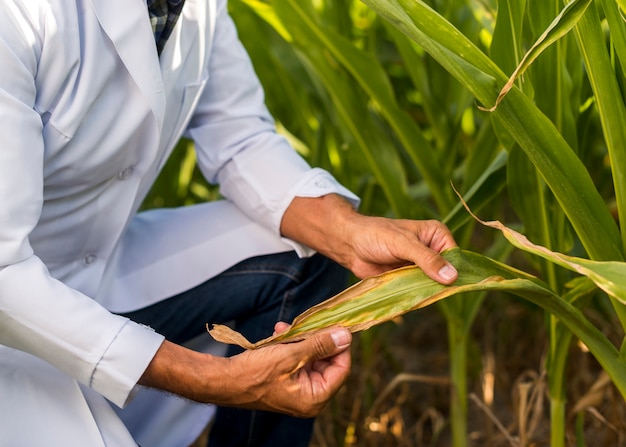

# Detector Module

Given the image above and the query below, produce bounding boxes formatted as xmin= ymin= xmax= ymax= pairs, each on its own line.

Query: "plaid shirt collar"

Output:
xmin=147 ymin=0 xmax=186 ymax=55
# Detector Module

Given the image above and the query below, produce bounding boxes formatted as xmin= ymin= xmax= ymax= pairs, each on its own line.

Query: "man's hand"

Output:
xmin=281 ymin=194 xmax=458 ymax=283
xmin=334 ymin=213 xmax=458 ymax=281
xmin=225 ymin=325 xmax=351 ymax=417
xmin=139 ymin=326 xmax=352 ymax=418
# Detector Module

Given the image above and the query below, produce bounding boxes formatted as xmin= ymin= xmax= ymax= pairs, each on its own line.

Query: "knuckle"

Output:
xmin=420 ymin=250 xmax=439 ymax=265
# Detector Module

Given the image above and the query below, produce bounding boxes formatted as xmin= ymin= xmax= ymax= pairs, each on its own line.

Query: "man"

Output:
xmin=0 ymin=0 xmax=459 ymax=446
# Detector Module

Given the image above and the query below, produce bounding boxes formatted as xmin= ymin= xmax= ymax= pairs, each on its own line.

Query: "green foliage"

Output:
xmin=228 ymin=0 xmax=626 ymax=445
xmin=147 ymin=0 xmax=626 ymax=444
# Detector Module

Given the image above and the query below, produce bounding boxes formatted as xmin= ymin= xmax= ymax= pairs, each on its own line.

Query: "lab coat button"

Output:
xmin=117 ymin=167 xmax=134 ymax=181
xmin=83 ymin=254 xmax=97 ymax=266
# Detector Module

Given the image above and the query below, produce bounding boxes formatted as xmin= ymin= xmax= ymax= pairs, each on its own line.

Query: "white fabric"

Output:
xmin=114 ymin=334 xmax=229 ymax=447
xmin=0 ymin=0 xmax=358 ymax=446
xmin=0 ymin=349 xmax=138 ymax=447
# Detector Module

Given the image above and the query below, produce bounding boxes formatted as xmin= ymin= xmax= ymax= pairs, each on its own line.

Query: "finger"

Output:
xmin=322 ymin=345 xmax=351 ymax=377
xmin=410 ymin=245 xmax=458 ymax=285
xmin=309 ymin=346 xmax=350 ymax=375
xmin=308 ymin=348 xmax=352 ymax=396
xmin=403 ymin=220 xmax=458 ymax=284
xmin=273 ymin=321 xmax=290 ymax=335
xmin=425 ymin=220 xmax=458 ymax=252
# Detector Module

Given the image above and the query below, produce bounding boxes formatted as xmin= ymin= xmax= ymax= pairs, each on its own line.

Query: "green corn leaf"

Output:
xmin=363 ymin=0 xmax=623 ymax=264
xmin=599 ymin=0 xmax=626 ymax=84
xmin=482 ymin=0 xmax=592 ymax=112
xmin=238 ymin=0 xmax=291 ymax=41
xmin=271 ymin=0 xmax=454 ymax=212
xmin=574 ymin=1 xmax=626 ymax=254
xmin=242 ymin=0 xmax=415 ymax=218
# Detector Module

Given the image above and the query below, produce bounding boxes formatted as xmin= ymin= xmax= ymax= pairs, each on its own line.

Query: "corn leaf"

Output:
xmin=208 ymin=248 xmax=549 ymax=349
xmin=238 ymin=0 xmax=291 ymax=41
xmin=207 ymin=247 xmax=626 ymax=400
xmin=574 ymin=1 xmax=626 ymax=254
xmin=467 ymin=209 xmax=626 ymax=305
xmin=481 ymin=0 xmax=592 ymax=112
xmin=467 ymin=156 xmax=613 ymax=302
xmin=364 ymin=0 xmax=622 ymax=263
xmin=271 ymin=0 xmax=454 ymax=212
xmin=599 ymin=0 xmax=626 ymax=82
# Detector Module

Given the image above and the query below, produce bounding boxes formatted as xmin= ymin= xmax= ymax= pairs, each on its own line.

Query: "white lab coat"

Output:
xmin=0 ymin=0 xmax=357 ymax=445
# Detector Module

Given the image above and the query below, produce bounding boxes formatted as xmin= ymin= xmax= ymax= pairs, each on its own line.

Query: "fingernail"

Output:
xmin=438 ymin=264 xmax=457 ymax=281
xmin=331 ymin=329 xmax=351 ymax=348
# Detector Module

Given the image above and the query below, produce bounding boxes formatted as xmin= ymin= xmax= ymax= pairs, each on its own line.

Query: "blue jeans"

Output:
xmin=121 ymin=251 xmax=348 ymax=447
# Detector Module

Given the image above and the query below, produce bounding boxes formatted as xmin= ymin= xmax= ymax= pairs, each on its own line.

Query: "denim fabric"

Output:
xmin=121 ymin=251 xmax=349 ymax=447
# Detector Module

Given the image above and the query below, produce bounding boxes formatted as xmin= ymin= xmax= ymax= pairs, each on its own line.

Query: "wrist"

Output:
xmin=138 ymin=340 xmax=232 ymax=405
xmin=281 ymin=194 xmax=360 ymax=268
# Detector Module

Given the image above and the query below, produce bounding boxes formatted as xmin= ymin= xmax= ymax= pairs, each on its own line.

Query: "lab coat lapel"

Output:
xmin=159 ymin=0 xmax=200 ymax=84
xmin=91 ymin=0 xmax=166 ymax=128
xmin=159 ymin=0 xmax=213 ymax=83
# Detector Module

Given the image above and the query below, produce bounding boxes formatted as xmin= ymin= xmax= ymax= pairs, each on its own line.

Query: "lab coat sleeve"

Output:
xmin=185 ymin=0 xmax=359 ymax=255
xmin=0 ymin=2 xmax=164 ymax=408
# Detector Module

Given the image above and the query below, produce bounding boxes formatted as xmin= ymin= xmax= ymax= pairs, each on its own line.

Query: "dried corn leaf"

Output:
xmin=452 ymin=185 xmax=626 ymax=304
xmin=208 ymin=248 xmax=550 ymax=349
xmin=470 ymin=214 xmax=626 ymax=305
xmin=480 ymin=0 xmax=592 ymax=112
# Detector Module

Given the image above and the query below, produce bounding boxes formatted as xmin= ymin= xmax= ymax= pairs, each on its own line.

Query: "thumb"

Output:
xmin=290 ymin=327 xmax=352 ymax=363
xmin=411 ymin=246 xmax=458 ymax=285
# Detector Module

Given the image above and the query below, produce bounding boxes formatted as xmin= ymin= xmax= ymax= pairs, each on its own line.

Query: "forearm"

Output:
xmin=138 ymin=340 xmax=233 ymax=405
xmin=138 ymin=328 xmax=352 ymax=418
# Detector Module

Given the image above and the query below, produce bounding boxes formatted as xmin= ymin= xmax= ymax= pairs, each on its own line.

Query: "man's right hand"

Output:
xmin=139 ymin=327 xmax=352 ymax=418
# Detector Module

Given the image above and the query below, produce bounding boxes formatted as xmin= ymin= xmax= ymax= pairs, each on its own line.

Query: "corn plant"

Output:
xmin=230 ymin=2 xmax=507 ymax=443
xmin=149 ymin=0 xmax=626 ymax=444
xmin=229 ymin=0 xmax=626 ymax=445
xmin=358 ymin=2 xmax=626 ymax=446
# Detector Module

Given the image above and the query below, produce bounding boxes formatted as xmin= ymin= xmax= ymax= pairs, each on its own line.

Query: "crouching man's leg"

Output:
xmin=121 ymin=251 xmax=349 ymax=447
